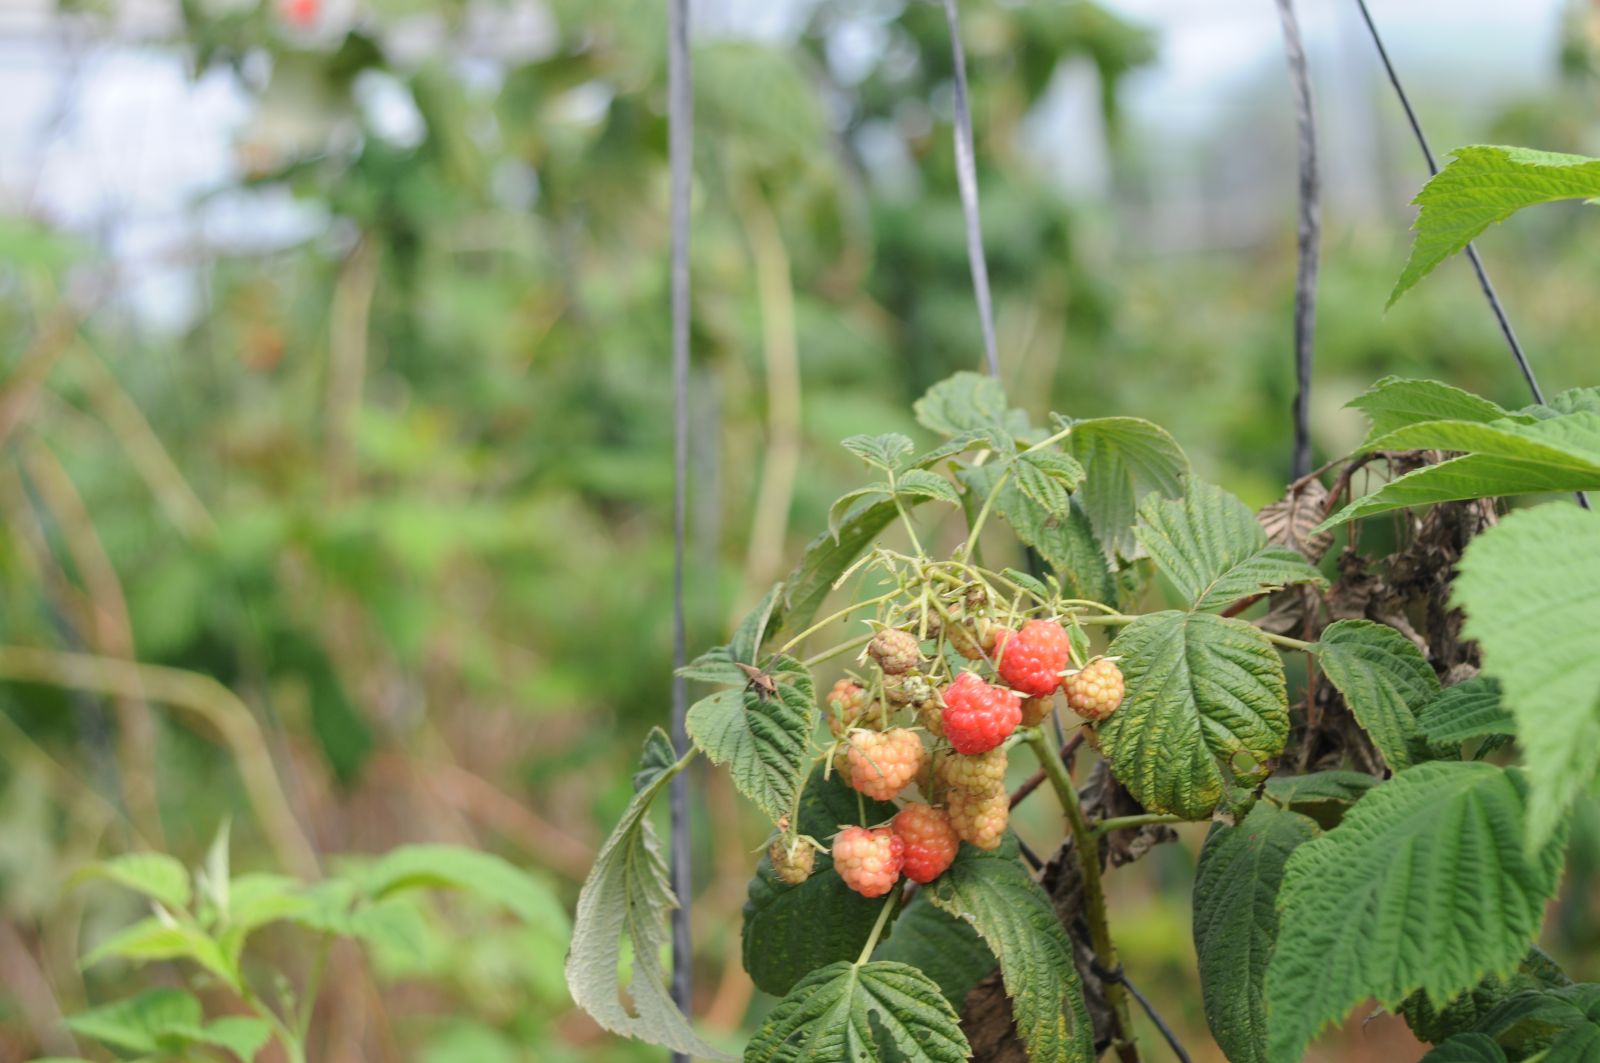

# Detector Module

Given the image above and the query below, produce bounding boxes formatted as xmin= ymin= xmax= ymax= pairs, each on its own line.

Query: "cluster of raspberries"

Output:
xmin=780 ymin=617 xmax=1126 ymax=898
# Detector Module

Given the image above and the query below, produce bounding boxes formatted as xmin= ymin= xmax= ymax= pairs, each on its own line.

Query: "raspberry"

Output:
xmin=832 ymin=826 xmax=904 ymax=897
xmin=940 ymin=672 xmax=1022 ymax=754
xmin=769 ymin=838 xmax=815 ymax=885
xmin=883 ymin=671 xmax=934 ymax=705
xmin=994 ymin=619 xmax=1073 ymax=698
xmin=868 ymin=629 xmax=922 ymax=675
xmin=1063 ymin=658 xmax=1125 ymax=722
xmin=936 ymin=747 xmax=1008 ymax=796
xmin=917 ymin=699 xmax=945 ymax=738
xmin=946 ymin=620 xmax=995 ymax=662
xmin=946 ymin=788 xmax=1008 ymax=851
xmin=826 ymin=679 xmax=871 ymax=737
xmin=893 ymin=803 xmax=960 ymax=883
xmin=1021 ymin=695 xmax=1055 ymax=727
xmin=846 ymin=728 xmax=925 ymax=801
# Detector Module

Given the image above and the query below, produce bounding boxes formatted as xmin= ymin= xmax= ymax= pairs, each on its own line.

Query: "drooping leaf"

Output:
xmin=744 ymin=960 xmax=970 ymax=1063
xmin=565 ymin=733 xmax=729 ymax=1059
xmin=1314 ymin=619 xmax=1442 ymax=771
xmin=1390 ymin=145 xmax=1600 ymax=306
xmin=773 ymin=497 xmax=900 ymax=640
xmin=1348 ymin=377 xmax=1517 ymax=447
xmin=1454 ymin=504 xmax=1600 ymax=845
xmin=1418 ymin=678 xmax=1514 ymax=744
xmin=361 ymin=845 xmax=567 ymax=930
xmin=1193 ymin=803 xmax=1321 ymax=1063
xmin=72 ymin=852 xmax=192 ymax=912
xmin=686 ymin=653 xmax=815 ymax=824
xmin=1062 ymin=415 xmax=1189 ymax=560
xmin=1417 ymin=1034 xmax=1510 ymax=1063
xmin=1136 ymin=481 xmax=1327 ymax=612
xmin=742 ymin=766 xmax=897 ymax=996
xmin=843 ymin=433 xmax=916 ymax=473
xmin=1264 ymin=762 xmax=1568 ymax=1063
xmin=1262 ymin=770 xmax=1379 ymax=830
xmin=923 ymin=845 xmax=1094 ymax=1063
xmin=82 ymin=918 xmax=240 ymax=991
xmin=872 ymin=889 xmax=995 ymax=1009
xmin=827 ymin=487 xmax=893 ymax=542
xmin=64 ymin=989 xmax=204 ymax=1055
xmin=1099 ymin=611 xmax=1288 ymax=820
xmin=633 ymin=727 xmax=679 ymax=793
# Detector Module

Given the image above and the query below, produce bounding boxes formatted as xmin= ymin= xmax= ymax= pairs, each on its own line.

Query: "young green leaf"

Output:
xmin=1313 ymin=619 xmax=1442 ymax=771
xmin=842 ymin=433 xmax=916 ymax=473
xmin=1417 ymin=1034 xmax=1510 ymax=1063
xmin=1193 ymin=803 xmax=1321 ymax=1063
xmin=1454 ymin=504 xmax=1600 ymax=846
xmin=745 ymin=960 xmax=971 ymax=1063
xmin=924 ymin=844 xmax=1095 ymax=1062
xmin=914 ymin=371 xmax=1025 ymax=449
xmin=64 ymin=988 xmax=205 ymax=1055
xmin=361 ymin=845 xmax=567 ymax=929
xmin=772 ymin=497 xmax=900 ymax=641
xmin=1418 ymin=678 xmax=1514 ymax=744
xmin=1262 ymin=770 xmax=1379 ymax=830
xmin=1347 ymin=377 xmax=1518 ymax=447
xmin=1100 ymin=611 xmax=1288 ymax=820
xmin=1265 ymin=762 xmax=1568 ymax=1063
xmin=686 ymin=653 xmax=815 ymax=823
xmin=1135 ymin=481 xmax=1327 ymax=612
xmin=72 ymin=852 xmax=192 ymax=912
xmin=731 ymin=583 xmax=785 ymax=666
xmin=872 ymin=889 xmax=996 ymax=1009
xmin=894 ymin=469 xmax=962 ymax=507
xmin=1391 ymin=146 xmax=1600 ymax=306
xmin=1062 ymin=415 xmax=1189 ymax=559
xmin=565 ymin=732 xmax=730 ymax=1059
xmin=82 ymin=918 xmax=240 ymax=991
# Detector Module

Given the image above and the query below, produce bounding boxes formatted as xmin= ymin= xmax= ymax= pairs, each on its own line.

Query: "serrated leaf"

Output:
xmin=745 ymin=960 xmax=970 ymax=1063
xmin=678 ymin=644 xmax=750 ymax=686
xmin=843 ymin=433 xmax=916 ymax=473
xmin=894 ymin=469 xmax=962 ymax=507
xmin=1194 ymin=803 xmax=1321 ymax=1063
xmin=827 ymin=487 xmax=892 ymax=542
xmin=1454 ymin=504 xmax=1600 ymax=846
xmin=743 ymin=766 xmax=897 ymax=996
xmin=361 ymin=845 xmax=566 ymax=930
xmin=1062 ymin=416 xmax=1189 ymax=559
xmin=1264 ymin=762 xmax=1568 ymax=1063
xmin=83 ymin=918 xmax=239 ymax=991
xmin=65 ymin=988 xmax=203 ymax=1055
xmin=872 ymin=890 xmax=995 ymax=1009
xmin=923 ymin=845 xmax=1094 ymax=1062
xmin=1136 ymin=481 xmax=1327 ymax=612
xmin=1100 ymin=611 xmax=1288 ymax=820
xmin=633 ymin=726 xmax=678 ymax=793
xmin=1263 ymin=770 xmax=1380 ymax=829
xmin=1418 ymin=1034 xmax=1509 ymax=1063
xmin=1544 ymin=386 xmax=1600 ymax=417
xmin=1391 ymin=146 xmax=1600 ymax=306
xmin=72 ymin=853 xmax=192 ymax=911
xmin=1348 ymin=377 xmax=1517 ymax=447
xmin=1418 ymin=678 xmax=1514 ymax=744
xmin=988 ymin=477 xmax=1115 ymax=604
xmin=773 ymin=497 xmax=901 ymax=642
xmin=686 ymin=654 xmax=815 ymax=823
xmin=1400 ymin=947 xmax=1572 ymax=1046
xmin=730 ymin=584 xmax=784 ymax=668
xmin=1475 ymin=984 xmax=1600 ymax=1059
xmin=565 ymin=735 xmax=728 ymax=1059
xmin=913 ymin=429 xmax=995 ymax=469
xmin=1257 ymin=480 xmax=1334 ymax=563
xmin=914 ymin=371 xmax=1025 ymax=450
xmin=1314 ymin=619 xmax=1442 ymax=771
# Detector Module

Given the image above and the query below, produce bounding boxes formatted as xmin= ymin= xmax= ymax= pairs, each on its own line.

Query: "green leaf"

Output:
xmin=1313 ymin=619 xmax=1442 ymax=771
xmin=1418 ymin=678 xmax=1514 ymax=744
xmin=1263 ymin=770 xmax=1379 ymax=829
xmin=828 ymin=487 xmax=893 ymax=543
xmin=843 ymin=433 xmax=915 ymax=472
xmin=64 ymin=989 xmax=203 ymax=1055
xmin=1062 ymin=415 xmax=1189 ymax=559
xmin=1135 ymin=481 xmax=1327 ymax=612
xmin=686 ymin=653 xmax=815 ymax=823
xmin=1099 ymin=611 xmax=1288 ymax=820
xmin=1193 ymin=803 xmax=1321 ymax=1063
xmin=1454 ymin=504 xmax=1600 ymax=846
xmin=992 ymin=479 xmax=1116 ymax=604
xmin=362 ymin=845 xmax=567 ymax=930
xmin=1264 ymin=761 xmax=1568 ymax=1063
xmin=914 ymin=371 xmax=1025 ymax=449
xmin=1418 ymin=1034 xmax=1509 ymax=1063
xmin=1009 ymin=450 xmax=1086 ymax=519
xmin=565 ymin=735 xmax=729 ymax=1059
xmin=1476 ymin=984 xmax=1600 ymax=1059
xmin=1348 ymin=377 xmax=1518 ymax=447
xmin=731 ymin=583 xmax=785 ymax=667
xmin=742 ymin=765 xmax=898 ymax=996
xmin=913 ymin=429 xmax=997 ymax=469
xmin=1543 ymin=386 xmax=1600 ymax=417
xmin=1400 ymin=947 xmax=1572 ymax=1046
xmin=82 ymin=918 xmax=240 ymax=991
xmin=1391 ymin=146 xmax=1600 ymax=306
xmin=773 ymin=497 xmax=900 ymax=641
xmin=200 ymin=1015 xmax=273 ymax=1061
xmin=872 ymin=890 xmax=995 ymax=1009
xmin=72 ymin=852 xmax=192 ymax=911
xmin=924 ymin=844 xmax=1095 ymax=1062
xmin=894 ymin=469 xmax=962 ymax=507
xmin=745 ymin=960 xmax=970 ymax=1063
xmin=632 ymin=726 xmax=678 ymax=793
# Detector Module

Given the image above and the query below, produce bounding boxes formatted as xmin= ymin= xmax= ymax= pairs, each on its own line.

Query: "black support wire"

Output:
xmin=1275 ymin=0 xmax=1320 ymax=481
xmin=666 ymin=0 xmax=694 ymax=1056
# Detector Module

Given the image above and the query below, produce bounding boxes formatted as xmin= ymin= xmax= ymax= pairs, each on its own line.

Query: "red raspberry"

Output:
xmin=1063 ymin=658 xmax=1125 ymax=722
xmin=893 ymin=803 xmax=960 ymax=883
xmin=946 ymin=788 xmax=1008 ymax=851
xmin=868 ymin=629 xmax=922 ymax=675
xmin=940 ymin=672 xmax=1022 ymax=754
xmin=279 ymin=0 xmax=318 ymax=27
xmin=846 ymin=728 xmax=925 ymax=801
xmin=826 ymin=679 xmax=871 ymax=737
xmin=769 ymin=838 xmax=815 ymax=885
xmin=936 ymin=747 xmax=1008 ymax=797
xmin=1020 ymin=695 xmax=1055 ymax=727
xmin=994 ymin=619 xmax=1073 ymax=698
xmin=832 ymin=826 xmax=904 ymax=897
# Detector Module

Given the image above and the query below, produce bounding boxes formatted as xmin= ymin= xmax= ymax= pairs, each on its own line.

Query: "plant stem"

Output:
xmin=1093 ymin=813 xmax=1184 ymax=836
xmin=295 ymin=933 xmax=333 ymax=1040
xmin=803 ymin=632 xmax=874 ymax=669
xmin=1073 ymin=614 xmax=1314 ymax=653
xmin=886 ymin=470 xmax=927 ymax=558
xmin=957 ymin=467 xmax=1010 ymax=563
xmin=1025 ymin=728 xmax=1141 ymax=1063
xmin=855 ymin=890 xmax=899 ymax=964
xmin=778 ymin=591 xmax=899 ymax=655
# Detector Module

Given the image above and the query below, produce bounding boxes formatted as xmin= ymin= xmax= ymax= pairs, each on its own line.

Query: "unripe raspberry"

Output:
xmin=1020 ymin=695 xmax=1056 ymax=727
xmin=893 ymin=803 xmax=960 ymax=883
xmin=937 ymin=747 xmax=1008 ymax=797
xmin=916 ymin=699 xmax=945 ymax=738
xmin=768 ymin=838 xmax=815 ymax=885
xmin=940 ymin=672 xmax=1022 ymax=754
xmin=946 ymin=788 xmax=1008 ymax=850
xmin=994 ymin=619 xmax=1073 ymax=698
xmin=946 ymin=621 xmax=991 ymax=661
xmin=825 ymin=679 xmax=871 ymax=737
xmin=1063 ymin=658 xmax=1125 ymax=722
xmin=868 ymin=628 xmax=922 ymax=675
xmin=883 ymin=671 xmax=934 ymax=706
xmin=832 ymin=826 xmax=904 ymax=897
xmin=846 ymin=728 xmax=925 ymax=801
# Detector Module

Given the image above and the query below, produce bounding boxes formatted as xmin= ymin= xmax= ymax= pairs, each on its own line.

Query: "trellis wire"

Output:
xmin=1275 ymin=0 xmax=1320 ymax=481
xmin=666 ymin=0 xmax=694 ymax=1055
